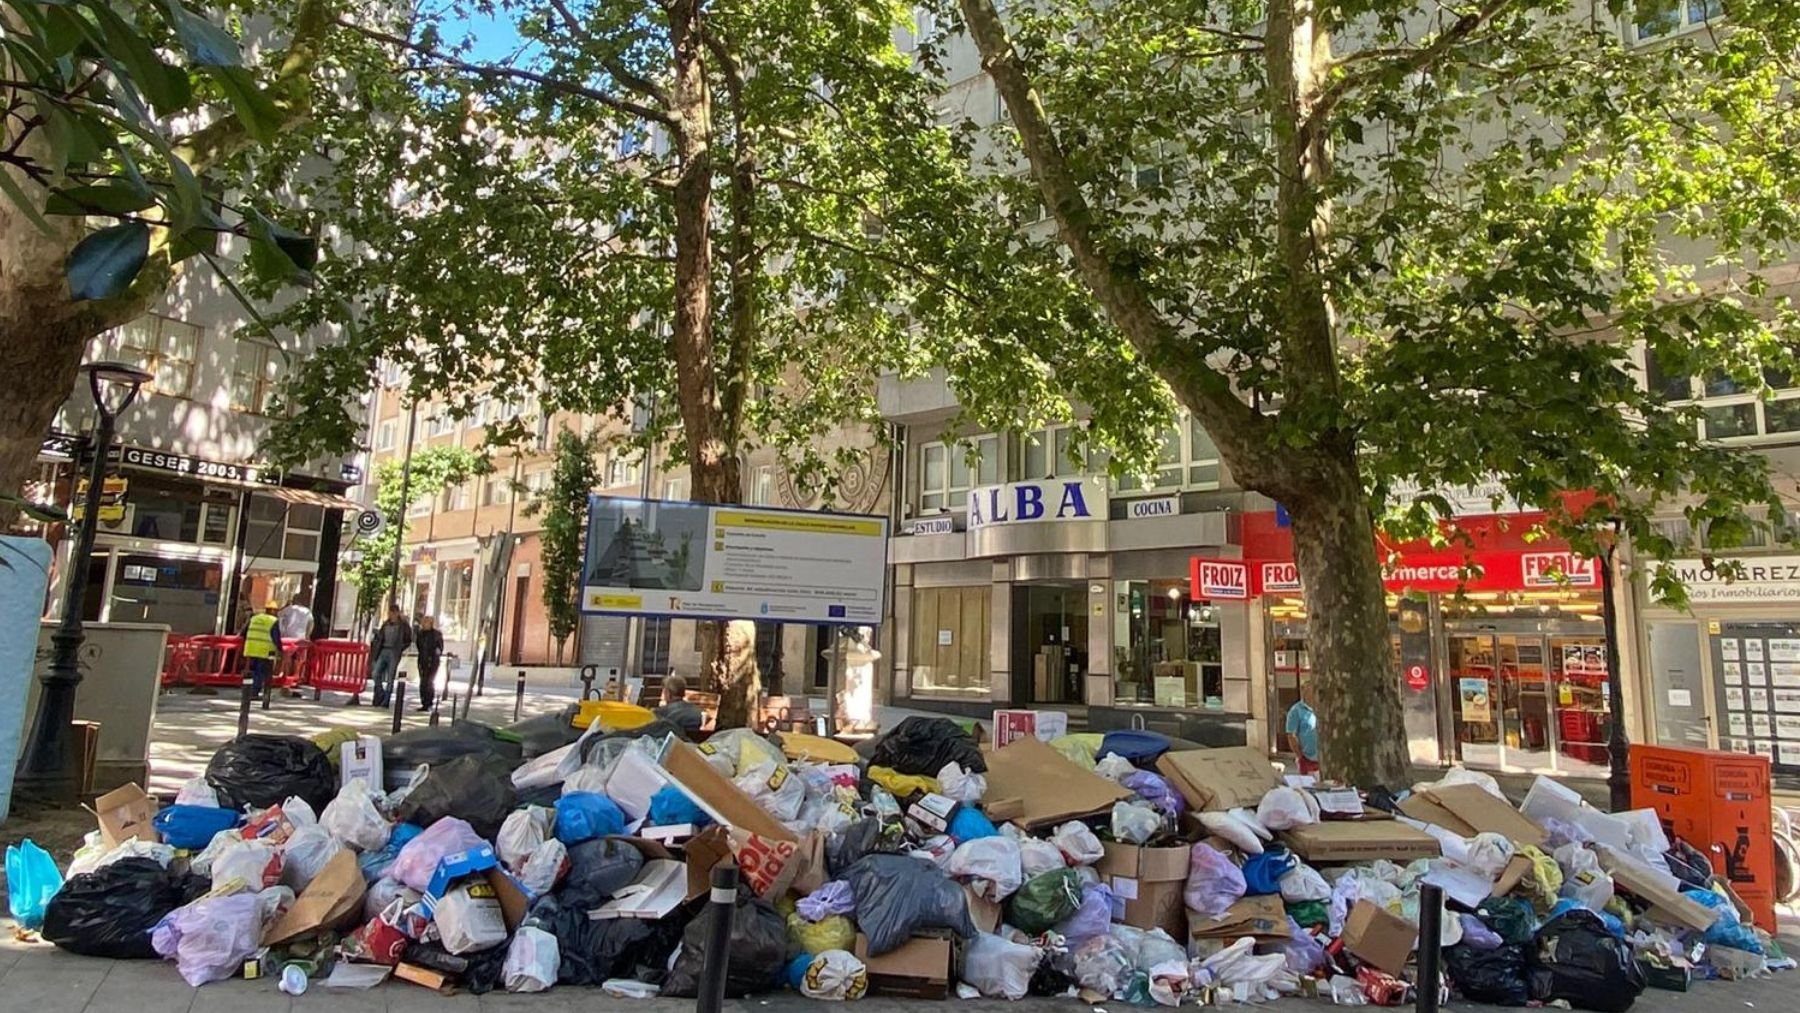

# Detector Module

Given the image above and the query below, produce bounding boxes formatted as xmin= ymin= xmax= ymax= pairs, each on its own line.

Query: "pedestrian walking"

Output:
xmin=1285 ymin=684 xmax=1320 ymax=776
xmin=415 ymin=614 xmax=444 ymax=712
xmin=367 ymin=604 xmax=412 ymax=707
xmin=242 ymin=601 xmax=283 ymax=697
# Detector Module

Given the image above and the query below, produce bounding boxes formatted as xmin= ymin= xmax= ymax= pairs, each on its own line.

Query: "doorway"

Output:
xmin=1447 ymin=625 xmax=1610 ymax=776
xmin=1011 ymin=584 xmax=1088 ymax=705
xmin=508 ymin=575 xmax=529 ymax=663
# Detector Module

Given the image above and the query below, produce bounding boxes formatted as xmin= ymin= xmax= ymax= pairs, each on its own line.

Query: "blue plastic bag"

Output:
xmin=1242 ymin=847 xmax=1297 ymax=896
xmin=6 ymin=839 xmax=62 ymax=930
xmin=948 ymin=806 xmax=998 ymax=842
xmin=555 ymin=792 xmax=625 ymax=844
xmin=152 ymin=804 xmax=241 ymax=849
xmin=647 ymin=785 xmax=711 ymax=828
xmin=1684 ymin=887 xmax=1763 ymax=953
xmin=1120 ymin=770 xmax=1185 ymax=816
xmin=360 ymin=822 xmax=424 ymax=882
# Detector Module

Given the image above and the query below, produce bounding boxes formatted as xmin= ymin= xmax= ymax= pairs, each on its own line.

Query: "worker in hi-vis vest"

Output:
xmin=242 ymin=600 xmax=284 ymax=695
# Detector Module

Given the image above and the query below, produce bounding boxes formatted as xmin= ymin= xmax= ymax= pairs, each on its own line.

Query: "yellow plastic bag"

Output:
xmin=1049 ymin=733 xmax=1105 ymax=770
xmin=1517 ymin=845 xmax=1563 ymax=912
xmin=868 ymin=765 xmax=940 ymax=798
xmin=310 ymin=727 xmax=361 ymax=768
xmin=778 ymin=733 xmax=858 ymax=765
xmin=788 ymin=912 xmax=856 ymax=956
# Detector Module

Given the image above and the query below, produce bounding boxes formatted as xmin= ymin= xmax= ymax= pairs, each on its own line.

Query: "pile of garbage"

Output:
xmin=3 ymin=709 xmax=1789 ymax=1005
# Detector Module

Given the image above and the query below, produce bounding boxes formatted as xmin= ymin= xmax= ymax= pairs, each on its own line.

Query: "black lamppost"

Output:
xmin=16 ymin=361 xmax=151 ymax=801
xmin=1599 ymin=519 xmax=1632 ymax=811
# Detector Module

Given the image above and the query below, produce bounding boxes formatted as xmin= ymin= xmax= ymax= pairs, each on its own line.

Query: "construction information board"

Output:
xmin=580 ymin=495 xmax=889 ymax=625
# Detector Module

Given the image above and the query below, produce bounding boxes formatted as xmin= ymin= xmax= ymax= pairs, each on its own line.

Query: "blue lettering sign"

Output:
xmin=1058 ymin=481 xmax=1090 ymax=518
xmin=1017 ymin=484 xmax=1044 ymax=520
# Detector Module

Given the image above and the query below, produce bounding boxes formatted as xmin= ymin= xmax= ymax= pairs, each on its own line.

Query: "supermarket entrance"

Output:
xmin=1444 ymin=618 xmax=1611 ymax=777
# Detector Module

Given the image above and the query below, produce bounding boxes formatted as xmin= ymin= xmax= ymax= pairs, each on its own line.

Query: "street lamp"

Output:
xmin=16 ymin=361 xmax=151 ymax=801
xmin=1598 ymin=517 xmax=1631 ymax=811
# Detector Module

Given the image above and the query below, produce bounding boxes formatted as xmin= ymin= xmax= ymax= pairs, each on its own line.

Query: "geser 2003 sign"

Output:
xmin=580 ymin=496 xmax=889 ymax=625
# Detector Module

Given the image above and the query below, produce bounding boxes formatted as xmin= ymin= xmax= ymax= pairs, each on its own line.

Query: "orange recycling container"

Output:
xmin=1629 ymin=743 xmax=1775 ymax=932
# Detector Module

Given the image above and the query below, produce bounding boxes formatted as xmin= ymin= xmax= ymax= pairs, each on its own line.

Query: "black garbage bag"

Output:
xmin=1665 ymin=839 xmax=1713 ymax=890
xmin=1528 ymin=910 xmax=1645 ymax=1013
xmin=41 ymin=858 xmax=205 ymax=959
xmin=393 ymin=752 xmax=517 ymax=840
xmin=205 ymin=733 xmax=337 ymax=812
xmin=825 ymin=818 xmax=884 ymax=878
xmin=662 ymin=898 xmax=787 ymax=998
xmin=463 ymin=940 xmax=511 ymax=994
xmin=557 ymin=838 xmax=645 ymax=911
xmin=505 ymin=705 xmax=584 ymax=759
xmin=1446 ymin=943 xmax=1531 ymax=1005
xmin=530 ymin=894 xmax=695 ymax=985
xmin=1029 ymin=954 xmax=1074 ymax=996
xmin=867 ymin=716 xmax=985 ymax=776
xmin=577 ymin=720 xmax=690 ymax=767
xmin=843 ymin=853 xmax=976 ymax=955
xmin=1476 ymin=896 xmax=1539 ymax=945
xmin=403 ymin=941 xmax=471 ymax=976
xmin=382 ymin=722 xmax=523 ymax=791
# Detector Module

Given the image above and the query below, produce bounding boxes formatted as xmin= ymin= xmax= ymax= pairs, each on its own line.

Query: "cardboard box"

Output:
xmin=1396 ymin=794 xmax=1478 ymax=838
xmin=662 ymin=741 xmax=798 ymax=843
xmin=981 ymin=737 xmax=1131 ymax=829
xmin=393 ymin=962 xmax=453 ymax=992
xmin=991 ymin=709 xmax=1070 ymax=749
xmin=1188 ymin=894 xmax=1289 ymax=939
xmin=984 ymin=797 xmax=1025 ymax=822
xmin=421 ymin=844 xmax=529 ymax=933
xmin=1156 ymin=747 xmax=1281 ymax=812
xmin=265 ymin=850 xmax=367 ymax=944
xmin=964 ymin=885 xmax=1002 ymax=934
xmin=1281 ymin=820 xmax=1440 ymax=862
xmin=1491 ymin=854 xmax=1532 ymax=898
xmin=853 ymin=931 xmax=956 ymax=999
xmin=1417 ymin=784 xmax=1548 ymax=847
xmin=340 ymin=735 xmax=383 ymax=791
xmin=1098 ymin=839 xmax=1190 ymax=938
xmin=1596 ymin=845 xmax=1720 ymax=932
xmin=91 ymin=782 xmax=157 ymax=847
xmin=1341 ymin=900 xmax=1417 ymax=975
xmin=1630 ymin=743 xmax=1775 ymax=933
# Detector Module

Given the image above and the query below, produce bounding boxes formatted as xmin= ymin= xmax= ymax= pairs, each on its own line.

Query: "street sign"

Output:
xmin=342 ymin=548 xmax=367 ymax=565
xmin=353 ymin=509 xmax=385 ymax=538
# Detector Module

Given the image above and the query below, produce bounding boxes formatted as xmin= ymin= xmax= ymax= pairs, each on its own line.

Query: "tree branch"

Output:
xmin=1316 ymin=0 xmax=1517 ymax=121
xmin=339 ymin=17 xmax=676 ymax=127
xmin=543 ymin=0 xmax=673 ymax=107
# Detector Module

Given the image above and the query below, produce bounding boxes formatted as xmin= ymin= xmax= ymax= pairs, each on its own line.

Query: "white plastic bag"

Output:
xmin=1051 ymin=820 xmax=1104 ymax=866
xmin=737 ymin=764 xmax=805 ymax=822
xmin=436 ymin=881 xmax=509 ymax=954
xmin=364 ymin=877 xmax=419 ymax=921
xmin=800 ymin=949 xmax=869 ymax=1001
xmin=321 ymin=778 xmax=391 ymax=852
xmin=948 ymin=836 xmax=1024 ymax=901
xmin=512 ymin=744 xmax=575 ymax=791
xmin=1095 ymin=753 xmax=1137 ymax=782
xmin=1465 ymin=832 xmax=1515 ymax=879
xmin=520 ymin=838 xmax=570 ymax=895
xmin=279 ymin=824 xmax=344 ymax=892
xmin=392 ymin=816 xmax=485 ymax=892
xmin=1184 ymin=842 xmax=1246 ymax=920
xmin=1199 ymin=810 xmax=1266 ymax=855
xmin=562 ymin=765 xmax=612 ymax=797
xmin=176 ymin=776 xmax=219 ymax=807
xmin=963 ymin=932 xmax=1037 ymax=999
xmin=1255 ymin=787 xmax=1320 ymax=831
xmin=150 ymin=890 xmax=268 ymax=986
xmin=1280 ymin=862 xmax=1332 ymax=902
xmin=1416 ymin=764 xmax=1504 ymax=800
xmin=211 ymin=838 xmax=283 ymax=891
xmin=281 ymin=796 xmax=318 ymax=827
xmin=938 ymin=761 xmax=988 ymax=804
xmin=1193 ymin=936 xmax=1297 ymax=1000
xmin=1111 ymin=801 xmax=1161 ymax=845
xmin=497 ymin=806 xmax=554 ymax=869
xmin=1014 ymin=837 xmax=1066 ymax=879
xmin=1555 ymin=842 xmax=1615 ymax=911
xmin=502 ymin=926 xmax=559 ymax=992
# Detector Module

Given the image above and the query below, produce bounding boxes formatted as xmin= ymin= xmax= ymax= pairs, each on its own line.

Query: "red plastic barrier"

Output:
xmin=161 ymin=634 xmax=197 ymax=688
xmin=176 ymin=634 xmax=248 ymax=688
xmin=303 ymin=639 xmax=370 ymax=696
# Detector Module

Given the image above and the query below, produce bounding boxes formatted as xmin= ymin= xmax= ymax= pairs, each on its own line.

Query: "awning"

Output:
xmin=260 ymin=487 xmax=363 ymax=512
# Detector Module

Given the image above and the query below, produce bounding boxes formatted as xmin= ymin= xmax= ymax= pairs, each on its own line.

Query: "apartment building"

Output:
xmin=363 ymin=373 xmax=891 ymax=691
xmin=33 ymin=270 xmax=363 ymax=636
xmin=881 ymin=1 xmax=1800 ymax=781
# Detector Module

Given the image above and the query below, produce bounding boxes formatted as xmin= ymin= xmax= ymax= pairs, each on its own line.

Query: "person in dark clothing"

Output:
xmin=415 ymin=614 xmax=445 ymax=711
xmin=654 ymin=673 xmax=705 ymax=736
xmin=368 ymin=604 xmax=413 ymax=707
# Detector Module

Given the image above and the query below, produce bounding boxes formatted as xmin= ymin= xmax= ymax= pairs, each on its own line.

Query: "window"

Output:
xmin=1116 ymin=414 xmax=1221 ymax=492
xmin=375 ymin=420 xmax=397 ymax=451
xmin=439 ymin=481 xmax=471 ymax=512
xmin=230 ymin=341 xmax=280 ymax=414
xmin=604 ymin=454 xmax=640 ymax=489
xmin=1022 ymin=424 xmax=1091 ymax=479
xmin=919 ymin=434 xmax=1000 ymax=511
xmin=242 ymin=495 xmax=324 ymax=562
xmin=379 ymin=359 xmax=406 ymax=387
xmin=1632 ymin=0 xmax=1721 ymax=40
xmin=1646 ymin=347 xmax=1800 ymax=442
xmin=483 ymin=474 xmax=512 ymax=506
xmin=467 ymin=402 xmax=487 ymax=429
xmin=750 ymin=465 xmax=776 ymax=505
xmin=523 ymin=468 xmax=552 ymax=500
xmin=427 ymin=410 xmax=457 ymax=437
xmin=406 ymin=493 xmax=431 ymax=517
xmin=111 ymin=315 xmax=200 ymax=397
xmin=437 ymin=560 xmax=475 ymax=641
xmin=663 ymin=475 xmax=688 ymax=501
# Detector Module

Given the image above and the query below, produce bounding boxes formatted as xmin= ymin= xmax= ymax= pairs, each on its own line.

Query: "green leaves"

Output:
xmin=164 ymin=4 xmax=239 ymax=67
xmin=44 ymin=183 xmax=158 ymax=217
xmin=65 ymin=222 xmax=150 ymax=300
xmin=207 ymin=66 xmax=280 ymax=144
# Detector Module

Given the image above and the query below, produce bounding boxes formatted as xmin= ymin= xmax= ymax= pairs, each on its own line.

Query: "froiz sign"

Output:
xmin=966 ymin=480 xmax=1096 ymax=529
xmin=1521 ymin=551 xmax=1598 ymax=588
xmin=1190 ymin=558 xmax=1251 ymax=600
xmin=1260 ymin=561 xmax=1303 ymax=594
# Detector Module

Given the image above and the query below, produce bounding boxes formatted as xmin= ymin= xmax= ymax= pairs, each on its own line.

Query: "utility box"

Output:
xmin=1629 ymin=743 xmax=1774 ymax=932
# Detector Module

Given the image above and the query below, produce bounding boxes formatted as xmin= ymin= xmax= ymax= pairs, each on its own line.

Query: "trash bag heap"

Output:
xmin=10 ymin=717 xmax=1792 ymax=1005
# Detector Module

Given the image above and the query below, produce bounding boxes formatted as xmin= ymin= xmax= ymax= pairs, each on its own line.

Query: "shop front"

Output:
xmin=1639 ymin=552 xmax=1800 ymax=781
xmin=1246 ymin=510 xmax=1618 ymax=776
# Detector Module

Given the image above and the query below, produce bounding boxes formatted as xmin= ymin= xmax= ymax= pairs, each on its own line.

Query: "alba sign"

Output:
xmin=966 ymin=479 xmax=1100 ymax=529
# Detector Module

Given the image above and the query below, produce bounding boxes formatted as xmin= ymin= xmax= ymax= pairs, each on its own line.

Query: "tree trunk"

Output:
xmin=1284 ymin=458 xmax=1409 ymax=787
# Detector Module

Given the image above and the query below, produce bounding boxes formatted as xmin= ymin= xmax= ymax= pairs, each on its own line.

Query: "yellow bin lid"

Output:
xmin=573 ymin=699 xmax=657 ymax=731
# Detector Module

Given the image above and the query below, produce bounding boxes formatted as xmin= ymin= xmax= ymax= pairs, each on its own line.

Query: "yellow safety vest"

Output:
xmin=245 ymin=612 xmax=279 ymax=659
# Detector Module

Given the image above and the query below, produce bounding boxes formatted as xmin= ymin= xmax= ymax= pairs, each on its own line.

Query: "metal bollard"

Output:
xmin=514 ymin=670 xmax=527 ymax=722
xmin=695 ymin=862 xmax=739 ymax=1013
xmin=236 ymin=673 xmax=255 ymax=738
xmin=1415 ymin=882 xmax=1443 ymax=1013
xmin=429 ymin=697 xmax=441 ymax=727
xmin=579 ymin=664 xmax=596 ymax=700
xmin=390 ymin=678 xmax=407 ymax=735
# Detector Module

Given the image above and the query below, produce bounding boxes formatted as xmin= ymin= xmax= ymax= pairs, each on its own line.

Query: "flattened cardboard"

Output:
xmin=1396 ymin=795 xmax=1477 ymax=838
xmin=983 ymin=797 xmax=1024 ymax=822
xmin=853 ymin=931 xmax=955 ymax=1000
xmin=1188 ymin=894 xmax=1289 ymax=939
xmin=1156 ymin=747 xmax=1281 ymax=812
xmin=1491 ymin=854 xmax=1532 ymax=898
xmin=1099 ymin=840 xmax=1191 ymax=937
xmin=678 ymin=826 xmax=734 ymax=902
xmin=1342 ymin=900 xmax=1417 ymax=975
xmin=266 ymin=850 xmax=367 ymax=944
xmin=1597 ymin=846 xmax=1720 ymax=932
xmin=661 ymin=741 xmax=798 ymax=843
xmin=393 ymin=962 xmax=452 ymax=992
xmin=980 ymin=737 xmax=1130 ymax=829
xmin=92 ymin=782 xmax=157 ymax=847
xmin=1420 ymin=784 xmax=1548 ymax=847
xmin=1281 ymin=820 xmax=1440 ymax=862
xmin=963 ymin=885 xmax=1002 ymax=934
